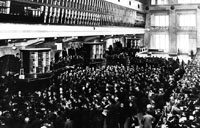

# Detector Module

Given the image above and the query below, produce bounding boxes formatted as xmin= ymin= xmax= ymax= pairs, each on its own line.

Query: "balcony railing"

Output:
xmin=0 ymin=0 xmax=146 ymax=28
xmin=150 ymin=26 xmax=196 ymax=31
xmin=150 ymin=26 xmax=169 ymax=30
xmin=177 ymin=26 xmax=196 ymax=31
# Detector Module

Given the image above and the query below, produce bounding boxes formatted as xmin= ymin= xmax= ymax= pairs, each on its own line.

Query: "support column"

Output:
xmin=123 ymin=36 xmax=127 ymax=48
xmin=196 ymin=8 xmax=200 ymax=51
xmin=169 ymin=8 xmax=177 ymax=55
xmin=144 ymin=12 xmax=151 ymax=49
xmin=124 ymin=37 xmax=127 ymax=47
xmin=119 ymin=36 xmax=125 ymax=47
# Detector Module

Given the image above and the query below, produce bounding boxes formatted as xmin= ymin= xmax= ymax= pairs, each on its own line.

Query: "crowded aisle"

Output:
xmin=155 ymin=55 xmax=200 ymax=128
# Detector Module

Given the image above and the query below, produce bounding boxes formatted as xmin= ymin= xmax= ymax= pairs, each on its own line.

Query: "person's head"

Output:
xmin=170 ymin=96 xmax=175 ymax=105
xmin=25 ymin=117 xmax=30 ymax=123
xmin=147 ymin=104 xmax=152 ymax=111
xmin=16 ymin=53 xmax=20 ymax=58
xmin=114 ymin=96 xmax=119 ymax=102
xmin=120 ymin=103 xmax=124 ymax=108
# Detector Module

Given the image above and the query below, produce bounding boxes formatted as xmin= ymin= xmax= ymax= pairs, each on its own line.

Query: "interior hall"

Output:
xmin=0 ymin=0 xmax=199 ymax=128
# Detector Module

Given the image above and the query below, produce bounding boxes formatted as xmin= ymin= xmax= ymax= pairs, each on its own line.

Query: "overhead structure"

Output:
xmin=0 ymin=0 xmax=145 ymax=39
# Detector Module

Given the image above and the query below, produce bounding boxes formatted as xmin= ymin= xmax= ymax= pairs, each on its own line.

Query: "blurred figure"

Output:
xmin=141 ymin=111 xmax=155 ymax=128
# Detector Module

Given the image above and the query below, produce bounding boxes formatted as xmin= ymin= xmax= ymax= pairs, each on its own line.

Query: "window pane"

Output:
xmin=151 ymin=0 xmax=155 ymax=5
xmin=151 ymin=34 xmax=169 ymax=52
xmin=160 ymin=16 xmax=165 ymax=26
xmin=155 ymin=16 xmax=160 ymax=26
xmin=157 ymin=0 xmax=168 ymax=5
xmin=177 ymin=34 xmax=189 ymax=53
xmin=154 ymin=15 xmax=169 ymax=26
xmin=166 ymin=15 xmax=169 ymax=26
xmin=178 ymin=0 xmax=200 ymax=4
xmin=179 ymin=14 xmax=196 ymax=27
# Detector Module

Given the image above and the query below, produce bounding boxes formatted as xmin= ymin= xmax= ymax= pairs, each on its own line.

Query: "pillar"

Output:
xmin=119 ymin=36 xmax=126 ymax=48
xmin=169 ymin=8 xmax=177 ymax=55
xmin=196 ymin=7 xmax=200 ymax=50
xmin=144 ymin=11 xmax=151 ymax=49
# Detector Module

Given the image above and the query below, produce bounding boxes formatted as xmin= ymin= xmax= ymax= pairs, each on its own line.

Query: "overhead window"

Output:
xmin=0 ymin=0 xmax=10 ymax=14
xmin=177 ymin=34 xmax=189 ymax=53
xmin=177 ymin=33 xmax=196 ymax=54
xmin=151 ymin=0 xmax=156 ymax=5
xmin=151 ymin=0 xmax=168 ymax=5
xmin=151 ymin=14 xmax=169 ymax=26
xmin=150 ymin=33 xmax=169 ymax=52
xmin=178 ymin=14 xmax=196 ymax=27
xmin=178 ymin=0 xmax=200 ymax=4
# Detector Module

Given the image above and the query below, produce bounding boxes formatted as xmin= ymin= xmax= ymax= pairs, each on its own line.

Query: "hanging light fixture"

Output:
xmin=12 ymin=43 xmax=17 ymax=50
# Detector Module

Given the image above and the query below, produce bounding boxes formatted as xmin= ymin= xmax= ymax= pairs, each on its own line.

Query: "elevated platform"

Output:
xmin=137 ymin=52 xmax=191 ymax=63
xmin=0 ymin=23 xmax=145 ymax=39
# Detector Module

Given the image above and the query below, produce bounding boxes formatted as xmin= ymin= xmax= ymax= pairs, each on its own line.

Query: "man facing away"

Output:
xmin=141 ymin=110 xmax=155 ymax=128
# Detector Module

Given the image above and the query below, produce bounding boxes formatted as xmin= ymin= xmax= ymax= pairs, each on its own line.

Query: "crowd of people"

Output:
xmin=50 ymin=46 xmax=86 ymax=70
xmin=155 ymin=57 xmax=200 ymax=128
xmin=0 ymin=53 xmax=186 ymax=128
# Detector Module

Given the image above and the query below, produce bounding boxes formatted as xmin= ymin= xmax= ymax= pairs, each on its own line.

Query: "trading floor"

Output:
xmin=0 ymin=0 xmax=200 ymax=128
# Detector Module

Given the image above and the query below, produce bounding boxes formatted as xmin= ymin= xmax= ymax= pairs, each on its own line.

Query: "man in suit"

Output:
xmin=141 ymin=111 xmax=155 ymax=128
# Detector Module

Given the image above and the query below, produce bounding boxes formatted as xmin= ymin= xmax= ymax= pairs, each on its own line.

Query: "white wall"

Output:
xmin=106 ymin=38 xmax=114 ymax=50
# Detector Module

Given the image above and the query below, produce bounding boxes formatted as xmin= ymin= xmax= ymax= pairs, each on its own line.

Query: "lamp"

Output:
xmin=12 ymin=43 xmax=17 ymax=50
xmin=145 ymin=27 xmax=150 ymax=32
